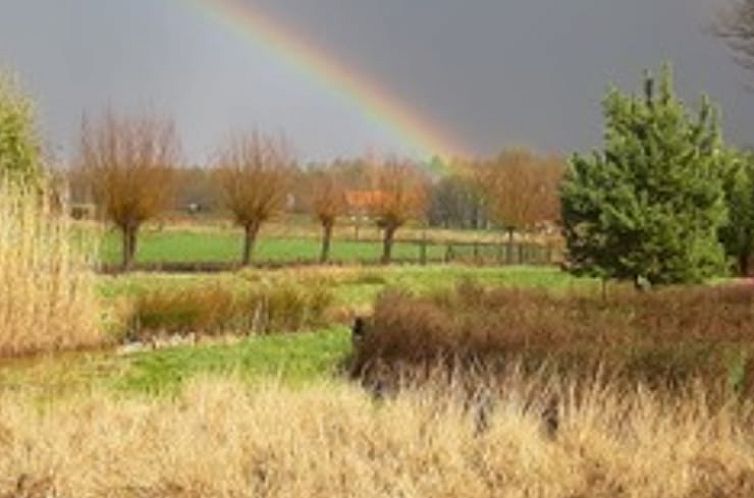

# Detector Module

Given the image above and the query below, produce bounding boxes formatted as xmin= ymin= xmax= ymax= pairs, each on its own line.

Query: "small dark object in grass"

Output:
xmin=542 ymin=395 xmax=560 ymax=439
xmin=468 ymin=390 xmax=495 ymax=435
xmin=352 ymin=316 xmax=367 ymax=345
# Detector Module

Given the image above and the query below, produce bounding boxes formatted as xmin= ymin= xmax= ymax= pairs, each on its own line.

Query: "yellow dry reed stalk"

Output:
xmin=0 ymin=181 xmax=101 ymax=356
xmin=0 ymin=378 xmax=753 ymax=497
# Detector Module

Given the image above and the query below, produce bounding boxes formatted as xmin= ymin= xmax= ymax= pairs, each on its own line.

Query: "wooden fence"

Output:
xmin=99 ymin=239 xmax=563 ymax=274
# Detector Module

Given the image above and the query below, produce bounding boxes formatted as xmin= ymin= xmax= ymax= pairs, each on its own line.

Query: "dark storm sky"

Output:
xmin=0 ymin=0 xmax=748 ymax=162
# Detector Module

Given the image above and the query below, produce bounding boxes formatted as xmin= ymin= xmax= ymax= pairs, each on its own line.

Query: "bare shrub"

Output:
xmin=0 ymin=181 xmax=101 ymax=356
xmin=715 ymin=0 xmax=754 ymax=71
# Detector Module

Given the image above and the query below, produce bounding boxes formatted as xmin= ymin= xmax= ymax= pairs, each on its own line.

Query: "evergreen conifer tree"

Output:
xmin=720 ymin=150 xmax=754 ymax=276
xmin=561 ymin=66 xmax=730 ymax=286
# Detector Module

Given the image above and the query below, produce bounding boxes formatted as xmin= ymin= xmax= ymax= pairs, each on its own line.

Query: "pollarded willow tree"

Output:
xmin=481 ymin=149 xmax=564 ymax=261
xmin=307 ymin=165 xmax=347 ymax=263
xmin=561 ymin=66 xmax=732 ymax=287
xmin=367 ymin=157 xmax=429 ymax=264
xmin=79 ymin=112 xmax=180 ymax=271
xmin=0 ymin=73 xmax=42 ymax=185
xmin=213 ymin=132 xmax=294 ymax=266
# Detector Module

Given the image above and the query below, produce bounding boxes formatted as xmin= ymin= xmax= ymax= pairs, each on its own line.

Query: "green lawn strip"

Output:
xmin=330 ymin=265 xmax=597 ymax=306
xmin=0 ymin=328 xmax=352 ymax=398
xmin=110 ymin=327 xmax=352 ymax=395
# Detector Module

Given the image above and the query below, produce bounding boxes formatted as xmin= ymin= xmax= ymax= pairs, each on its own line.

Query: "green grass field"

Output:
xmin=100 ymin=230 xmax=444 ymax=264
xmin=99 ymin=226 xmax=556 ymax=266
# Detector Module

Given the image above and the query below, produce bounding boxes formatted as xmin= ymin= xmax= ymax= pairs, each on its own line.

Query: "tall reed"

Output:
xmin=0 ymin=181 xmax=101 ymax=356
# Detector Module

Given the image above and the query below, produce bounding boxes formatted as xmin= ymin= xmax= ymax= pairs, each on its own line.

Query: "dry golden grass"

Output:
xmin=0 ymin=182 xmax=102 ymax=356
xmin=0 ymin=375 xmax=753 ymax=497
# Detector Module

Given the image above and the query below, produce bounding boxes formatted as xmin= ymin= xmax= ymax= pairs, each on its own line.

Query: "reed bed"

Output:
xmin=0 ymin=376 xmax=753 ymax=497
xmin=0 ymin=182 xmax=101 ymax=356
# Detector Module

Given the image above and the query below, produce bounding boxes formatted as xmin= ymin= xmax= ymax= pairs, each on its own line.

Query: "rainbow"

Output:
xmin=176 ymin=0 xmax=467 ymax=167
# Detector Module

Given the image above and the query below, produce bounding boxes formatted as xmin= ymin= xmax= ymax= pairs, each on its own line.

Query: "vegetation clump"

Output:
xmin=128 ymin=280 xmax=334 ymax=340
xmin=352 ymin=280 xmax=754 ymax=392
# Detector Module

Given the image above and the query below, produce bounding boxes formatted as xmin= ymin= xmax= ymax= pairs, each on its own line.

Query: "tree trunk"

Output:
xmin=128 ymin=225 xmax=138 ymax=270
xmin=242 ymin=222 xmax=260 ymax=266
xmin=121 ymin=224 xmax=139 ymax=272
xmin=381 ymin=224 xmax=397 ymax=265
xmin=506 ymin=227 xmax=515 ymax=265
xmin=739 ymin=252 xmax=752 ymax=277
xmin=121 ymin=227 xmax=130 ymax=271
xmin=320 ymin=222 xmax=334 ymax=264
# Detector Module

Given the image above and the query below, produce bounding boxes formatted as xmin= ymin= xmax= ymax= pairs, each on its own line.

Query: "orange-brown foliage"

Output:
xmin=307 ymin=166 xmax=348 ymax=262
xmin=365 ymin=157 xmax=429 ymax=263
xmin=482 ymin=149 xmax=565 ymax=232
xmin=213 ymin=132 xmax=294 ymax=265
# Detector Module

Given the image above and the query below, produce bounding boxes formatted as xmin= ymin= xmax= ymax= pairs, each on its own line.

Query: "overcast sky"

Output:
xmin=0 ymin=0 xmax=749 ymax=163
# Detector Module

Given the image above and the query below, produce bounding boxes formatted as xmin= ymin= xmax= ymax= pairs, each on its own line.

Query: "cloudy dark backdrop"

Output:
xmin=0 ymin=0 xmax=748 ymax=162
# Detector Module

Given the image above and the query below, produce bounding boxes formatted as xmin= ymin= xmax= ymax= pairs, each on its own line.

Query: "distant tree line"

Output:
xmin=67 ymin=111 xmax=567 ymax=271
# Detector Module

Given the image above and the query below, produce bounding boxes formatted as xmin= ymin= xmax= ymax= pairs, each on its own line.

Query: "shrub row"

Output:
xmin=352 ymin=281 xmax=754 ymax=393
xmin=126 ymin=281 xmax=334 ymax=340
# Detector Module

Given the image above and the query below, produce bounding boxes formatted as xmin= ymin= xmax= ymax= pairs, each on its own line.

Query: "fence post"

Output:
xmin=445 ymin=242 xmax=454 ymax=263
xmin=506 ymin=228 xmax=514 ymax=265
xmin=420 ymin=232 xmax=428 ymax=266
